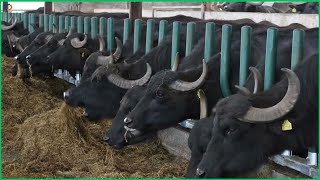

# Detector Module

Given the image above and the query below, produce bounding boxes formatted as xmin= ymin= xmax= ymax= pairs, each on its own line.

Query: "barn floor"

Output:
xmin=1 ymin=56 xmax=188 ymax=178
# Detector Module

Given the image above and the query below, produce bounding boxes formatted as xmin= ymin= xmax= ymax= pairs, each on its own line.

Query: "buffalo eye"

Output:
xmin=156 ymin=89 xmax=164 ymax=98
xmin=225 ymin=126 xmax=237 ymax=136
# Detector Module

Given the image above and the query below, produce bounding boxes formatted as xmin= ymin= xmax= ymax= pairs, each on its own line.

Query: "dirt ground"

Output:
xmin=1 ymin=56 xmax=188 ymax=178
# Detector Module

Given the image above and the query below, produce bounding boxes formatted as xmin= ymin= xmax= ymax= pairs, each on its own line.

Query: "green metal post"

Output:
xmin=99 ymin=17 xmax=107 ymax=40
xmin=204 ymin=22 xmax=215 ymax=62
xmin=84 ymin=16 xmax=90 ymax=35
xmin=7 ymin=12 xmax=12 ymax=22
xmin=48 ymin=15 xmax=53 ymax=32
xmin=39 ymin=14 xmax=44 ymax=28
xmin=22 ymin=13 xmax=28 ymax=29
xmin=264 ymin=28 xmax=278 ymax=91
xmin=58 ymin=15 xmax=65 ymax=33
xmin=16 ymin=13 xmax=21 ymax=21
xmin=29 ymin=13 xmax=36 ymax=32
xmin=291 ymin=29 xmax=305 ymax=70
xmin=3 ymin=12 xmax=8 ymax=22
xmin=239 ymin=26 xmax=252 ymax=87
xmin=91 ymin=17 xmax=98 ymax=39
xmin=158 ymin=20 xmax=168 ymax=45
xmin=52 ymin=15 xmax=58 ymax=33
xmin=77 ymin=16 xmax=84 ymax=33
xmin=44 ymin=14 xmax=49 ymax=31
xmin=70 ymin=16 xmax=77 ymax=31
xmin=123 ymin=18 xmax=131 ymax=44
xmin=64 ymin=16 xmax=70 ymax=31
xmin=107 ymin=17 xmax=115 ymax=51
xmin=171 ymin=21 xmax=181 ymax=68
xmin=220 ymin=24 xmax=232 ymax=97
xmin=186 ymin=22 xmax=196 ymax=56
xmin=145 ymin=19 xmax=155 ymax=54
xmin=133 ymin=19 xmax=142 ymax=53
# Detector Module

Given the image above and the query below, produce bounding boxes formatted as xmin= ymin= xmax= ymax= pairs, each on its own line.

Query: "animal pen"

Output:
xmin=1 ymin=9 xmax=318 ymax=178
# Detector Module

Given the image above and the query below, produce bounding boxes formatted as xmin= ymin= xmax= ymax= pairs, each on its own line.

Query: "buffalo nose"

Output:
xmin=124 ymin=117 xmax=132 ymax=124
xmin=14 ymin=56 xmax=19 ymax=60
xmin=63 ymin=91 xmax=70 ymax=100
xmin=196 ymin=168 xmax=205 ymax=178
xmin=26 ymin=55 xmax=31 ymax=60
xmin=103 ymin=135 xmax=110 ymax=143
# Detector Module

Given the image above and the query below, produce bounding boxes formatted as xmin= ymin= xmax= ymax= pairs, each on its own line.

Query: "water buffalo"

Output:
xmin=14 ymin=31 xmax=55 ymax=78
xmin=288 ymin=2 xmax=318 ymax=14
xmin=195 ymin=54 xmax=318 ymax=178
xmin=220 ymin=2 xmax=282 ymax=13
xmin=122 ymin=25 xmax=318 ymax=148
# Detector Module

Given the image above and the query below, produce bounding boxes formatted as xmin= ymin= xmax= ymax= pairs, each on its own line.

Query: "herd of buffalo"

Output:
xmin=2 ymin=2 xmax=318 ymax=178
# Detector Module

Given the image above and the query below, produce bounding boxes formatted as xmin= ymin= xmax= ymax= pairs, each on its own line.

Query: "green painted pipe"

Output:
xmin=291 ymin=29 xmax=305 ymax=70
xmin=204 ymin=22 xmax=215 ymax=63
xmin=7 ymin=12 xmax=12 ymax=22
xmin=48 ymin=15 xmax=53 ymax=32
xmin=158 ymin=20 xmax=168 ymax=45
xmin=29 ymin=13 xmax=36 ymax=32
xmin=133 ymin=19 xmax=142 ymax=53
xmin=44 ymin=14 xmax=49 ymax=32
xmin=239 ymin=26 xmax=252 ymax=87
xmin=220 ymin=24 xmax=232 ymax=97
xmin=3 ymin=12 xmax=8 ymax=22
xmin=77 ymin=16 xmax=84 ymax=33
xmin=107 ymin=17 xmax=115 ymax=51
xmin=22 ymin=13 xmax=28 ymax=29
xmin=64 ymin=16 xmax=71 ymax=31
xmin=186 ymin=22 xmax=196 ymax=56
xmin=171 ymin=21 xmax=181 ymax=68
xmin=16 ymin=13 xmax=21 ymax=21
xmin=91 ymin=16 xmax=98 ymax=39
xmin=70 ymin=16 xmax=77 ymax=31
xmin=39 ymin=14 xmax=44 ymax=28
xmin=145 ymin=19 xmax=155 ymax=54
xmin=84 ymin=16 xmax=91 ymax=35
xmin=58 ymin=15 xmax=65 ymax=33
xmin=123 ymin=18 xmax=131 ymax=45
xmin=99 ymin=17 xmax=107 ymax=39
xmin=264 ymin=27 xmax=278 ymax=91
xmin=52 ymin=15 xmax=58 ymax=33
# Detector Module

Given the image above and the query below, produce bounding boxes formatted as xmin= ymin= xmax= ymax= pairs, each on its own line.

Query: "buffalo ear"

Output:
xmin=244 ymin=4 xmax=256 ymax=12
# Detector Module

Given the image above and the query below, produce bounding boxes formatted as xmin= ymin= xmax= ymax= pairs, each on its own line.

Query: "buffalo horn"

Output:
xmin=198 ymin=90 xmax=208 ymax=119
xmin=240 ymin=68 xmax=300 ymax=123
xmin=99 ymin=36 xmax=105 ymax=52
xmin=169 ymin=59 xmax=208 ymax=92
xmin=171 ymin=52 xmax=179 ymax=71
xmin=107 ymin=63 xmax=152 ymax=89
xmin=66 ymin=27 xmax=72 ymax=38
xmin=249 ymin=67 xmax=263 ymax=94
xmin=70 ymin=34 xmax=88 ymax=48
xmin=235 ymin=85 xmax=251 ymax=96
xmin=2 ymin=18 xmax=17 ymax=31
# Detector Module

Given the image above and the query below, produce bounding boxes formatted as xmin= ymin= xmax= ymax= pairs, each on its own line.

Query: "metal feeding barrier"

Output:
xmin=2 ymin=11 xmax=317 ymax=177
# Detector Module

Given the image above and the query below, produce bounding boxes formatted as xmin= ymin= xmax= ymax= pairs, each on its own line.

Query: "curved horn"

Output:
xmin=113 ymin=37 xmax=123 ymax=62
xmin=52 ymin=23 xmax=58 ymax=33
xmin=45 ymin=34 xmax=54 ymax=42
xmin=169 ymin=59 xmax=208 ymax=92
xmin=107 ymin=63 xmax=152 ymax=89
xmin=249 ymin=67 xmax=263 ymax=94
xmin=97 ymin=54 xmax=114 ymax=66
xmin=71 ymin=34 xmax=88 ymax=48
xmin=66 ymin=27 xmax=72 ymax=38
xmin=241 ymin=68 xmax=300 ymax=123
xmin=2 ymin=18 xmax=17 ymax=31
xmin=8 ymin=16 xmax=14 ymax=23
xmin=171 ymin=52 xmax=179 ymax=71
xmin=197 ymin=89 xmax=207 ymax=119
xmin=235 ymin=85 xmax=251 ymax=96
xmin=58 ymin=39 xmax=65 ymax=46
xmin=98 ymin=36 xmax=105 ymax=52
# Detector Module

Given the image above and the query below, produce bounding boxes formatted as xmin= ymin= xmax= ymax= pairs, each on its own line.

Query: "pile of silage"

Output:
xmin=2 ymin=56 xmax=188 ymax=178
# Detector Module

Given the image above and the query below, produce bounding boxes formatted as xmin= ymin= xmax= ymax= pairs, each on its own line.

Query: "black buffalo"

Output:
xmin=122 ymin=24 xmax=318 ymax=148
xmin=194 ymin=54 xmax=318 ymax=178
xmin=14 ymin=31 xmax=55 ymax=78
xmin=288 ymin=2 xmax=318 ymax=14
xmin=220 ymin=2 xmax=282 ymax=13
